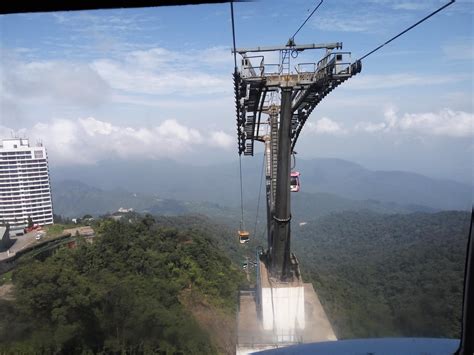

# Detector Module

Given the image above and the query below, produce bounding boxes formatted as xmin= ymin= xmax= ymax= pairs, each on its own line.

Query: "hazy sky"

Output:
xmin=0 ymin=0 xmax=473 ymax=182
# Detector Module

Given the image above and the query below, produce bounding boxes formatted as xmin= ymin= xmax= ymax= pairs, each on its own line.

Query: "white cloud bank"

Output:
xmin=209 ymin=130 xmax=234 ymax=149
xmin=91 ymin=57 xmax=229 ymax=96
xmin=306 ymin=117 xmax=347 ymax=135
xmin=1 ymin=45 xmax=232 ymax=118
xmin=346 ymin=73 xmax=461 ymax=90
xmin=90 ymin=46 xmax=231 ymax=97
xmin=356 ymin=108 xmax=474 ymax=137
xmin=302 ymin=108 xmax=473 ymax=138
xmin=1 ymin=117 xmax=234 ymax=165
xmin=1 ymin=60 xmax=111 ymax=107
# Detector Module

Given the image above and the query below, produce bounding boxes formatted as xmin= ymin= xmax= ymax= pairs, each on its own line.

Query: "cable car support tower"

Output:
xmin=234 ymin=41 xmax=361 ymax=349
xmin=234 ymin=42 xmax=361 ymax=279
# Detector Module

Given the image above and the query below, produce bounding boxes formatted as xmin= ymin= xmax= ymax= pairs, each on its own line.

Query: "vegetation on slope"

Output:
xmin=1 ymin=207 xmax=468 ymax=351
xmin=0 ymin=216 xmax=245 ymax=354
xmin=293 ymin=210 xmax=470 ymax=339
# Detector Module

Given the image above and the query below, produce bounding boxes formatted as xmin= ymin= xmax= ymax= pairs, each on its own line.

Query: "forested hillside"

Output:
xmin=51 ymin=180 xmax=240 ymax=219
xmin=1 ymin=208 xmax=469 ymax=352
xmin=292 ymin=210 xmax=471 ymax=339
xmin=148 ymin=210 xmax=471 ymax=342
xmin=0 ymin=217 xmax=245 ymax=354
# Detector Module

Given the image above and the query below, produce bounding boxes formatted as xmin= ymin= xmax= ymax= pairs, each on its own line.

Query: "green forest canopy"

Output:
xmin=293 ymin=210 xmax=470 ymax=339
xmin=0 ymin=210 xmax=470 ymax=353
xmin=0 ymin=216 xmax=245 ymax=354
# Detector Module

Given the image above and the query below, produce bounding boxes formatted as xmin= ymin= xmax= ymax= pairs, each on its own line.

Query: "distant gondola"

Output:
xmin=238 ymin=230 xmax=250 ymax=244
xmin=290 ymin=171 xmax=300 ymax=192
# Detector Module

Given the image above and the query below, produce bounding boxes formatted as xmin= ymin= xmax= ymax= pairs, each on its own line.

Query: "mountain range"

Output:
xmin=52 ymin=179 xmax=439 ymax=220
xmin=50 ymin=157 xmax=472 ymax=214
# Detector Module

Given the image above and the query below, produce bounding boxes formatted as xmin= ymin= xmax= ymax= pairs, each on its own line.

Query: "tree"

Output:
xmin=27 ymin=216 xmax=34 ymax=228
xmin=0 ymin=216 xmax=245 ymax=353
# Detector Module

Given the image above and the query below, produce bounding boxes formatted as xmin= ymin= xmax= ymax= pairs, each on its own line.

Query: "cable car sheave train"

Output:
xmin=238 ymin=172 xmax=300 ymax=244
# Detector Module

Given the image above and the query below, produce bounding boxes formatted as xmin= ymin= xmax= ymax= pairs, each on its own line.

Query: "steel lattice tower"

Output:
xmin=233 ymin=42 xmax=362 ymax=280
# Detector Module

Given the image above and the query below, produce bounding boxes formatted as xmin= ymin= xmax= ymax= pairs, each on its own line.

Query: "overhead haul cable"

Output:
xmin=358 ymin=0 xmax=455 ymax=61
xmin=230 ymin=1 xmax=238 ymax=70
xmin=290 ymin=0 xmax=324 ymax=43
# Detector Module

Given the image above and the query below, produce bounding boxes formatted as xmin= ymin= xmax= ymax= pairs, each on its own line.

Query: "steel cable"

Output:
xmin=358 ymin=0 xmax=455 ymax=61
xmin=290 ymin=0 xmax=324 ymax=42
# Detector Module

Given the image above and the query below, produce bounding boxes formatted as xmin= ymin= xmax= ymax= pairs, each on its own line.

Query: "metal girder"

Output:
xmin=234 ymin=51 xmax=362 ymax=156
xmin=290 ymin=60 xmax=362 ymax=149
xmin=233 ymin=72 xmax=245 ymax=155
xmin=234 ymin=71 xmax=267 ymax=156
xmin=233 ymin=42 xmax=342 ymax=54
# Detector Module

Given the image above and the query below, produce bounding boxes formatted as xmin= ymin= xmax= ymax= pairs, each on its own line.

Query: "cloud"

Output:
xmin=391 ymin=2 xmax=431 ymax=11
xmin=396 ymin=109 xmax=474 ymax=137
xmin=356 ymin=108 xmax=474 ymax=137
xmin=311 ymin=3 xmax=411 ymax=34
xmin=92 ymin=57 xmax=229 ymax=96
xmin=1 ymin=59 xmax=111 ymax=108
xmin=314 ymin=15 xmax=382 ymax=33
xmin=2 ymin=44 xmax=232 ymax=104
xmin=306 ymin=117 xmax=347 ymax=135
xmin=442 ymin=41 xmax=474 ymax=61
xmin=346 ymin=73 xmax=461 ymax=90
xmin=88 ymin=45 xmax=233 ymax=97
xmin=153 ymin=119 xmax=203 ymax=144
xmin=34 ymin=119 xmax=88 ymax=163
xmin=199 ymin=46 xmax=234 ymax=66
xmin=52 ymin=12 xmax=154 ymax=34
xmin=209 ymin=131 xmax=234 ymax=148
xmin=2 ymin=117 xmax=234 ymax=165
xmin=355 ymin=121 xmax=387 ymax=133
xmin=367 ymin=0 xmax=445 ymax=12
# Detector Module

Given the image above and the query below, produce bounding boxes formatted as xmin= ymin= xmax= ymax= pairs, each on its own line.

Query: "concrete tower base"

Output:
xmin=236 ymin=260 xmax=336 ymax=355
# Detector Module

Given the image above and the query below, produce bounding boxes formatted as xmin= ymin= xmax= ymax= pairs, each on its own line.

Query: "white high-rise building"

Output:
xmin=0 ymin=138 xmax=53 ymax=231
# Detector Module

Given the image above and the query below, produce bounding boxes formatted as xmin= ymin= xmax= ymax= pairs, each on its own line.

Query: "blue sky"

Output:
xmin=0 ymin=0 xmax=473 ymax=182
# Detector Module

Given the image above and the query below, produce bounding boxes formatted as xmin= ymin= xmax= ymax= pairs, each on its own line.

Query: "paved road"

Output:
xmin=0 ymin=231 xmax=42 ymax=261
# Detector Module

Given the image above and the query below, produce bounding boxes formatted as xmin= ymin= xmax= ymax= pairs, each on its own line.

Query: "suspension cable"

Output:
xmin=239 ymin=155 xmax=245 ymax=230
xmin=230 ymin=1 xmax=238 ymax=70
xmin=253 ymin=152 xmax=266 ymax=237
xmin=358 ymin=0 xmax=455 ymax=61
xmin=290 ymin=0 xmax=324 ymax=42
